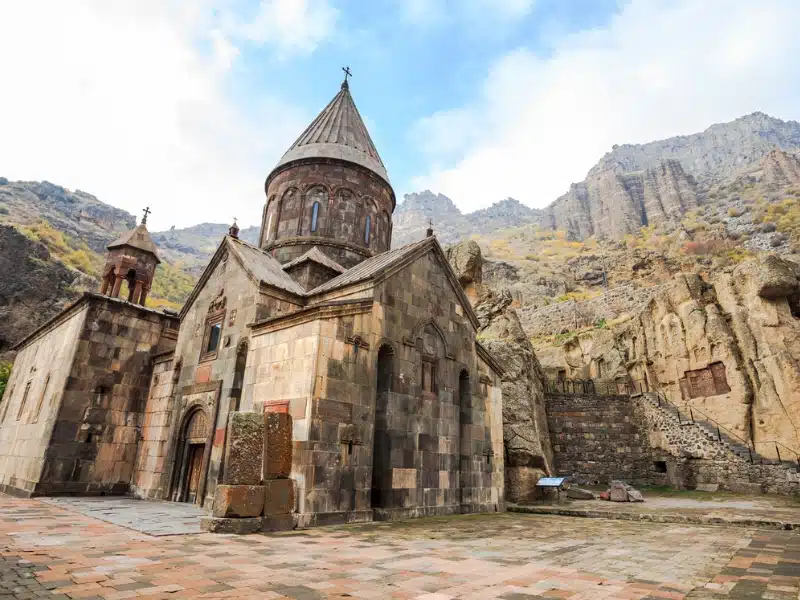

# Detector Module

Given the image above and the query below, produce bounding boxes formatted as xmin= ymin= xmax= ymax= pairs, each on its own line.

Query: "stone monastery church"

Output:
xmin=0 ymin=77 xmax=506 ymax=527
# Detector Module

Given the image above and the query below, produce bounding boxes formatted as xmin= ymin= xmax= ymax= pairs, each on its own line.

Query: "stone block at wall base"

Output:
xmin=373 ymin=505 xmax=462 ymax=522
xmin=262 ymin=515 xmax=295 ymax=532
xmin=212 ymin=485 xmax=265 ymax=518
xmin=264 ymin=412 xmax=292 ymax=479
xmin=263 ymin=479 xmax=294 ymax=515
xmin=201 ymin=516 xmax=263 ymax=534
xmin=460 ymin=501 xmax=504 ymax=515
xmin=293 ymin=510 xmax=373 ymax=528
xmin=505 ymin=467 xmax=547 ymax=504
xmin=223 ymin=413 xmax=264 ymax=486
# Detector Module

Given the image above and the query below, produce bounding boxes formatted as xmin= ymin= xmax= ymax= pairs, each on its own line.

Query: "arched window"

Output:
xmin=364 ymin=215 xmax=371 ymax=244
xmin=377 ymin=345 xmax=393 ymax=393
xmin=459 ymin=370 xmax=470 ymax=408
xmin=311 ymin=201 xmax=320 ymax=232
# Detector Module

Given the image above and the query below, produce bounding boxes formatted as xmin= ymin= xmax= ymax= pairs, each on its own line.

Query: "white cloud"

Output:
xmin=0 ymin=0 xmax=335 ymax=230
xmin=410 ymin=0 xmax=800 ymax=211
xmin=236 ymin=0 xmax=338 ymax=56
xmin=400 ymin=0 xmax=535 ymax=26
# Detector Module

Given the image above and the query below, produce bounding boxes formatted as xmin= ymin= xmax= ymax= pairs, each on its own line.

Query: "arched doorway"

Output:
xmin=173 ymin=409 xmax=210 ymax=504
xmin=371 ymin=344 xmax=393 ymax=510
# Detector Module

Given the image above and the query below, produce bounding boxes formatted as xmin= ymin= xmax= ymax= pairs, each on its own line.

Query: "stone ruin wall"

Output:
xmin=519 ymin=283 xmax=667 ymax=337
xmin=545 ymin=392 xmax=666 ymax=487
xmin=546 ymin=391 xmax=800 ymax=495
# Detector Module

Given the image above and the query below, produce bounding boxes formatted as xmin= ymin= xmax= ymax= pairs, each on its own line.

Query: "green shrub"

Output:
xmin=0 ymin=362 xmax=11 ymax=401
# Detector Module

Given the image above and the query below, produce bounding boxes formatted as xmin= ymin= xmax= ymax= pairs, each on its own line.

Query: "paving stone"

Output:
xmin=0 ymin=495 xmax=799 ymax=599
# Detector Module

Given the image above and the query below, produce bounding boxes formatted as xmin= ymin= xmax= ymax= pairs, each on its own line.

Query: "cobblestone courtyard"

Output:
xmin=0 ymin=496 xmax=798 ymax=600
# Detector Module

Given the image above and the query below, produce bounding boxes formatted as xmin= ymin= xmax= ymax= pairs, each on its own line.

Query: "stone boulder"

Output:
xmin=445 ymin=240 xmax=483 ymax=302
xmin=606 ymin=481 xmax=644 ymax=502
xmin=735 ymin=254 xmax=800 ymax=300
xmin=566 ymin=487 xmax=596 ymax=500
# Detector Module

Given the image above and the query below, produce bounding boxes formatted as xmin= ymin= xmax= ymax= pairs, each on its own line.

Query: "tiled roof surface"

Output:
xmin=272 ymin=82 xmax=390 ymax=184
xmin=282 ymin=246 xmax=346 ymax=274
xmin=227 ymin=237 xmax=306 ymax=296
xmin=107 ymin=223 xmax=160 ymax=260
xmin=307 ymin=237 xmax=432 ymax=295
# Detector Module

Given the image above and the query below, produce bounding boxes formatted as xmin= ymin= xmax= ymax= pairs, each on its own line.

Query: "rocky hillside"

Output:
xmin=152 ymin=223 xmax=259 ymax=277
xmin=395 ymin=112 xmax=800 ymax=243
xmin=392 ymin=192 xmax=542 ymax=247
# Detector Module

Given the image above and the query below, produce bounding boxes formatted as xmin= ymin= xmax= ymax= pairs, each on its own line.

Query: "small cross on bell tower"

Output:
xmin=426 ymin=218 xmax=434 ymax=238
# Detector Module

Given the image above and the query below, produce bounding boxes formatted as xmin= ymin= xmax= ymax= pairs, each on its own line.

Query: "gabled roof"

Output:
xmin=306 ymin=236 xmax=481 ymax=330
xmin=307 ymin=238 xmax=430 ymax=295
xmin=177 ymin=234 xmax=479 ymax=329
xmin=227 ymin=236 xmax=306 ymax=296
xmin=271 ymin=81 xmax=390 ymax=185
xmin=107 ymin=223 xmax=160 ymax=262
xmin=282 ymin=246 xmax=346 ymax=274
xmin=179 ymin=236 xmax=305 ymax=319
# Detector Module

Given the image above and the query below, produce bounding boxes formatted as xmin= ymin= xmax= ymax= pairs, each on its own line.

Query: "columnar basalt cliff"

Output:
xmin=537 ymin=254 xmax=800 ymax=459
xmin=446 ymin=240 xmax=554 ymax=503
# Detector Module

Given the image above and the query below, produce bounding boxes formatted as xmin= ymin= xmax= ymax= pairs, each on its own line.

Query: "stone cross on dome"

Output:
xmin=341 ymin=65 xmax=352 ymax=88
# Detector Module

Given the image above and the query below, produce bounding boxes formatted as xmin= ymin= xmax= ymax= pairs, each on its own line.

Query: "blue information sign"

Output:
xmin=536 ymin=477 xmax=567 ymax=487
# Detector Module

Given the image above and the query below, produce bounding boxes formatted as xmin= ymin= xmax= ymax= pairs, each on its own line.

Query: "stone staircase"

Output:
xmin=637 ymin=392 xmax=799 ymax=470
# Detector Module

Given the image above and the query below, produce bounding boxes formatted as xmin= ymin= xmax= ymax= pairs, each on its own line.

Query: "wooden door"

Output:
xmin=186 ymin=445 xmax=204 ymax=503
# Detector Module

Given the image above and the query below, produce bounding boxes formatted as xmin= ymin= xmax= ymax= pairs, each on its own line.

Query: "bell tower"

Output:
xmin=99 ymin=207 xmax=160 ymax=306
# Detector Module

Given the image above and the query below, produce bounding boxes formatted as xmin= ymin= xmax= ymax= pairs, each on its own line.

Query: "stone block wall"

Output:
xmin=162 ymin=246 xmax=301 ymax=507
xmin=0 ymin=302 xmax=89 ymax=496
xmin=635 ymin=395 xmax=800 ymax=496
xmin=243 ymin=247 xmax=504 ymax=526
xmin=545 ymin=392 xmax=666 ymax=486
xmin=131 ymin=354 xmax=177 ymax=499
xmin=36 ymin=297 xmax=178 ymax=495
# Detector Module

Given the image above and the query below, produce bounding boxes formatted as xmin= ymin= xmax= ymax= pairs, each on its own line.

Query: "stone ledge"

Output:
xmin=507 ymin=504 xmax=800 ymax=531
xmin=200 ymin=516 xmax=263 ymax=534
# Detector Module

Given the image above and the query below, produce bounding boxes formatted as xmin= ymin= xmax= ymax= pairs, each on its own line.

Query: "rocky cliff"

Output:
xmin=0 ymin=179 xmax=135 ymax=252
xmin=396 ymin=113 xmax=800 ymax=243
xmin=0 ymin=225 xmax=91 ymax=358
xmin=594 ymin=112 xmax=800 ymax=184
xmin=392 ymin=192 xmax=542 ymax=248
xmin=544 ymin=159 xmax=699 ymax=240
xmin=446 ymin=240 xmax=554 ymax=503
xmin=536 ymin=254 xmax=800 ymax=460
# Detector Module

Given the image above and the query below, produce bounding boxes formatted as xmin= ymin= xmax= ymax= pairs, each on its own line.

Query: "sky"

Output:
xmin=2 ymin=0 xmax=800 ymax=231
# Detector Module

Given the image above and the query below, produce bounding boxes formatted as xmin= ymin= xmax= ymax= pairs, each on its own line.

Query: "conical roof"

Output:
xmin=107 ymin=222 xmax=160 ymax=262
xmin=271 ymin=81 xmax=390 ymax=184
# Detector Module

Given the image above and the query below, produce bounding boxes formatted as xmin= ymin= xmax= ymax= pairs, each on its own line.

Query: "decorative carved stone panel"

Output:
xmin=681 ymin=361 xmax=730 ymax=399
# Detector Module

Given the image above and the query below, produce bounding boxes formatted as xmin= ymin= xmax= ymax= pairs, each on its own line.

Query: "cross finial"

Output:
xmin=426 ymin=218 xmax=434 ymax=238
xmin=141 ymin=206 xmax=151 ymax=225
xmin=341 ymin=66 xmax=352 ymax=88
